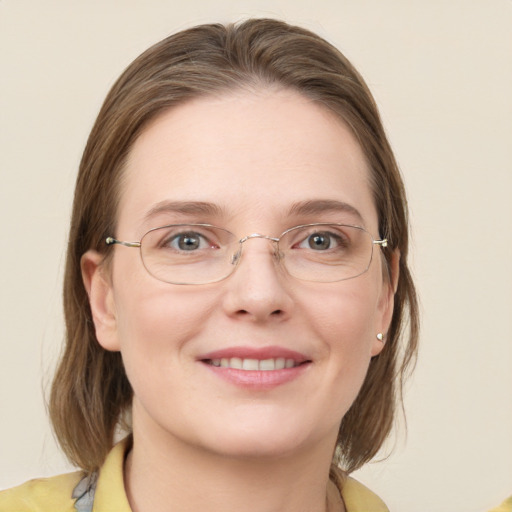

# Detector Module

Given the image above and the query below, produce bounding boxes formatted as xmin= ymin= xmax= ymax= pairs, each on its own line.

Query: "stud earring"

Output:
xmin=376 ymin=333 xmax=384 ymax=341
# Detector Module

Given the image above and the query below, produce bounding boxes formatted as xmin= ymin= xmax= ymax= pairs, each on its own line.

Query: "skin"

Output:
xmin=82 ymin=88 xmax=397 ymax=512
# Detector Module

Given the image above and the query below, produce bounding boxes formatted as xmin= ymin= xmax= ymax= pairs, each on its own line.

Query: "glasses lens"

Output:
xmin=280 ymin=224 xmax=375 ymax=282
xmin=140 ymin=224 xmax=238 ymax=284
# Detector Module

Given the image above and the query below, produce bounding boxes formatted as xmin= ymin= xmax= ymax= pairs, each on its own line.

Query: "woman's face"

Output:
xmin=84 ymin=88 xmax=395 ymax=459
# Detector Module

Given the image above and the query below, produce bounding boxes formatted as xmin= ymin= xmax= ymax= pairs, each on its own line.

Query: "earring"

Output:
xmin=376 ymin=333 xmax=384 ymax=341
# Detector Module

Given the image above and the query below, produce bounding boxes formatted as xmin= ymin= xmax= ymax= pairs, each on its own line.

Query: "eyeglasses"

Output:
xmin=105 ymin=223 xmax=387 ymax=285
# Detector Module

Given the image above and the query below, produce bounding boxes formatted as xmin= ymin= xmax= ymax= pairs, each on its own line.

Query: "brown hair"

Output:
xmin=49 ymin=18 xmax=419 ymax=474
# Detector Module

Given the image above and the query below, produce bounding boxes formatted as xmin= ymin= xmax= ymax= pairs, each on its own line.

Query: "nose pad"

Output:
xmin=268 ymin=243 xmax=285 ymax=268
xmin=231 ymin=249 xmax=242 ymax=266
xmin=274 ymin=247 xmax=284 ymax=263
xmin=230 ymin=238 xmax=282 ymax=272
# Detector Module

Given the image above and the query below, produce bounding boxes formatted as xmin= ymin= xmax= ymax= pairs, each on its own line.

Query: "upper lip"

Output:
xmin=198 ymin=346 xmax=311 ymax=364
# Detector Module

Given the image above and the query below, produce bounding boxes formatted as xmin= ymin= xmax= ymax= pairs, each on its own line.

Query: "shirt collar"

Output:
xmin=92 ymin=437 xmax=132 ymax=512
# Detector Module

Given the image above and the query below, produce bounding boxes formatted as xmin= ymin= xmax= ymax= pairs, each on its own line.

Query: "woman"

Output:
xmin=0 ymin=19 xmax=418 ymax=512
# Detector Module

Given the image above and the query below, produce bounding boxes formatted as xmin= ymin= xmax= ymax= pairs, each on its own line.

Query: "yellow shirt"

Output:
xmin=0 ymin=440 xmax=388 ymax=512
xmin=487 ymin=496 xmax=512 ymax=512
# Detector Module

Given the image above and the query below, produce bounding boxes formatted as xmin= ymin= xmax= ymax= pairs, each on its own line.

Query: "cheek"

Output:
xmin=301 ymin=277 xmax=381 ymax=386
xmin=111 ymin=259 xmax=215 ymax=385
xmin=117 ymin=291 xmax=209 ymax=353
xmin=307 ymin=278 xmax=379 ymax=350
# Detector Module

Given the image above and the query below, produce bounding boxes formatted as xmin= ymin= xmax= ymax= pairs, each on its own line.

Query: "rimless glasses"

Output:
xmin=106 ymin=223 xmax=388 ymax=285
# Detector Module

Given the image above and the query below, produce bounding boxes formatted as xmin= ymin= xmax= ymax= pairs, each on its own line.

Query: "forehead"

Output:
xmin=118 ymin=88 xmax=378 ymax=235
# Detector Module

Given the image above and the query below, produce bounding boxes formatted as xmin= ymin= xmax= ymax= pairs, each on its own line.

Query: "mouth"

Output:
xmin=198 ymin=347 xmax=311 ymax=389
xmin=203 ymin=357 xmax=306 ymax=371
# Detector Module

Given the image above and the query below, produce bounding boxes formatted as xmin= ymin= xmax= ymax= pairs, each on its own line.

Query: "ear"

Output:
xmin=371 ymin=249 xmax=400 ymax=357
xmin=81 ymin=250 xmax=121 ymax=351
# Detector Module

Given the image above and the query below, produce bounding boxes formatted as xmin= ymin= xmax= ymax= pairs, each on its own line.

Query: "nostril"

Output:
xmin=271 ymin=309 xmax=283 ymax=316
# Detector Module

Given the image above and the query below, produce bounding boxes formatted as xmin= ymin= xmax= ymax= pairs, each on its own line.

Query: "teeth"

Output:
xmin=259 ymin=358 xmax=275 ymax=371
xmin=242 ymin=358 xmax=259 ymax=370
xmin=230 ymin=357 xmax=242 ymax=369
xmin=209 ymin=357 xmax=298 ymax=370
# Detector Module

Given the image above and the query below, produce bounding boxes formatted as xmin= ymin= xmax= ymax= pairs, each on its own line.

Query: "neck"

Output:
xmin=124 ymin=419 xmax=344 ymax=512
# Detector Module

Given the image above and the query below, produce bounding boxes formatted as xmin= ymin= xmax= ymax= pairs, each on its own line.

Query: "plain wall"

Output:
xmin=1 ymin=1 xmax=511 ymax=511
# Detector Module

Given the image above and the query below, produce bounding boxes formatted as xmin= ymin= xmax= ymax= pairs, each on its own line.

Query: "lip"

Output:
xmin=200 ymin=346 xmax=310 ymax=362
xmin=198 ymin=346 xmax=312 ymax=390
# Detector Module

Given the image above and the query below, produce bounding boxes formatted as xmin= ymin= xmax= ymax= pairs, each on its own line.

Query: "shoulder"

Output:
xmin=0 ymin=471 xmax=83 ymax=512
xmin=341 ymin=477 xmax=389 ymax=512
xmin=329 ymin=465 xmax=388 ymax=512
xmin=487 ymin=496 xmax=512 ymax=512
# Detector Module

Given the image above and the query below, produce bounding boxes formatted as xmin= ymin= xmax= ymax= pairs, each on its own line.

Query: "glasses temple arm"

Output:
xmin=105 ymin=237 xmax=141 ymax=248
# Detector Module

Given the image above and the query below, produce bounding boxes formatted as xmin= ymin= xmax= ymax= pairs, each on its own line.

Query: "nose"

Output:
xmin=221 ymin=237 xmax=294 ymax=323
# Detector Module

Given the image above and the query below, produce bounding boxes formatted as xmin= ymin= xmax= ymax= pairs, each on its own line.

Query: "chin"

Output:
xmin=188 ymin=409 xmax=334 ymax=461
xmin=198 ymin=430 xmax=312 ymax=460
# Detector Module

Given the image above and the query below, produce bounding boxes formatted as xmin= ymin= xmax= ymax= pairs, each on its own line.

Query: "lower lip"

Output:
xmin=201 ymin=362 xmax=311 ymax=390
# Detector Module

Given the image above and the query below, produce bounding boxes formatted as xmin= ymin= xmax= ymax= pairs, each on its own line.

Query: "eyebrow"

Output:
xmin=143 ymin=199 xmax=364 ymax=225
xmin=288 ymin=199 xmax=364 ymax=224
xmin=144 ymin=200 xmax=224 ymax=222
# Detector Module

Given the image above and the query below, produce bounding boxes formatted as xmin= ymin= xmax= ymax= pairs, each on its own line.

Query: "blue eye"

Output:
xmin=167 ymin=232 xmax=209 ymax=251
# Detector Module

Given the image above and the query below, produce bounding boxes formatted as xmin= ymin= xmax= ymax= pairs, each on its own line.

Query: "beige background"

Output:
xmin=1 ymin=1 xmax=511 ymax=511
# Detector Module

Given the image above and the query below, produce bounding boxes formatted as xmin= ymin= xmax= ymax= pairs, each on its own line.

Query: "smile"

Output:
xmin=206 ymin=357 xmax=299 ymax=371
xmin=199 ymin=346 xmax=311 ymax=389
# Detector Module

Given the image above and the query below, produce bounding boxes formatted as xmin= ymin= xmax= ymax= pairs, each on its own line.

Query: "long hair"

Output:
xmin=49 ymin=18 xmax=419 ymax=474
